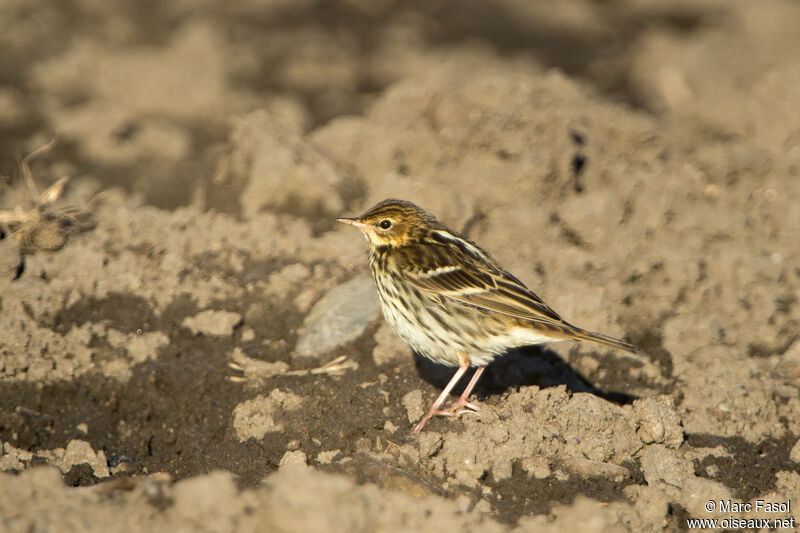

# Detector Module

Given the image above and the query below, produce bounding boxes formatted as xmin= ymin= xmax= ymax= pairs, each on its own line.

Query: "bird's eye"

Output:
xmin=378 ymin=219 xmax=392 ymax=229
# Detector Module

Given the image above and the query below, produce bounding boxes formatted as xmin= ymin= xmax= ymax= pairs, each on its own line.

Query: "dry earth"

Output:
xmin=1 ymin=0 xmax=799 ymax=531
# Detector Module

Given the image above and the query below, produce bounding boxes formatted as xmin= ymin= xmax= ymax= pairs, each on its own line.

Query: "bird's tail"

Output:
xmin=573 ymin=328 xmax=641 ymax=354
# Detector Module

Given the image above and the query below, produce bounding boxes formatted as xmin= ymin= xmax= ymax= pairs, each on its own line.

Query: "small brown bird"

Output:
xmin=338 ymin=199 xmax=638 ymax=434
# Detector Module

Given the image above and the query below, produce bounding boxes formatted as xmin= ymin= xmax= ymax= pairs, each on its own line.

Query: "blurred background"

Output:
xmin=2 ymin=0 xmax=798 ymax=208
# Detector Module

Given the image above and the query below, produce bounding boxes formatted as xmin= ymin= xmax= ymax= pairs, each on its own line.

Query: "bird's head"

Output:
xmin=337 ymin=199 xmax=438 ymax=248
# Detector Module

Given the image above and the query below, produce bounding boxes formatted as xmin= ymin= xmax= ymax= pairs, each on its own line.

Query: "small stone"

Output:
xmin=182 ymin=310 xmax=242 ymax=336
xmin=383 ymin=420 xmax=398 ymax=433
xmin=279 ymin=450 xmax=308 ymax=468
xmin=286 ymin=439 xmax=301 ymax=451
xmin=402 ymin=390 xmax=425 ymax=423
xmin=62 ymin=439 xmax=110 ymax=478
xmin=293 ymin=275 xmax=379 ymax=359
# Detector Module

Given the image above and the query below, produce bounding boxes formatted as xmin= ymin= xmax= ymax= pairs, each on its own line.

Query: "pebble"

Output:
xmin=63 ymin=439 xmax=110 ymax=478
xmin=293 ymin=275 xmax=379 ymax=359
xmin=279 ymin=450 xmax=308 ymax=468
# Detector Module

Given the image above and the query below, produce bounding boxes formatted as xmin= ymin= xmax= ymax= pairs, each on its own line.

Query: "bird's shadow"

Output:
xmin=413 ymin=345 xmax=638 ymax=406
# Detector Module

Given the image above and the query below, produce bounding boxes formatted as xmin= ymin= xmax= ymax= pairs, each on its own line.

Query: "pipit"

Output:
xmin=338 ymin=199 xmax=638 ymax=434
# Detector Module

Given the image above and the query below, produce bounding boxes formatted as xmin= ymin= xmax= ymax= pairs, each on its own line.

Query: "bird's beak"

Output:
xmin=336 ymin=217 xmax=369 ymax=231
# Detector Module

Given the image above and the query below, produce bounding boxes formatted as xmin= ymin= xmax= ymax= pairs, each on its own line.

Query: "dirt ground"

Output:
xmin=1 ymin=0 xmax=799 ymax=531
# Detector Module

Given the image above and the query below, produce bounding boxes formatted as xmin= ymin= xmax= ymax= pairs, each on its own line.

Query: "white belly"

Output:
xmin=373 ymin=273 xmax=562 ymax=367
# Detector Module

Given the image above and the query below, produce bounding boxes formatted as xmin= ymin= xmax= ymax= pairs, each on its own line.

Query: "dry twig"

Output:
xmin=227 ymin=347 xmax=357 ymax=384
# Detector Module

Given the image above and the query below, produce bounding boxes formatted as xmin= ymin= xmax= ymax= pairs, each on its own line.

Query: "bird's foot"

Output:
xmin=441 ymin=398 xmax=480 ymax=416
xmin=410 ymin=400 xmax=480 ymax=435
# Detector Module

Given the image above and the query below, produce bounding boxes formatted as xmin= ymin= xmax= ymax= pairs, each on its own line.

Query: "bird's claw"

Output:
xmin=409 ymin=400 xmax=480 ymax=435
xmin=441 ymin=400 xmax=480 ymax=415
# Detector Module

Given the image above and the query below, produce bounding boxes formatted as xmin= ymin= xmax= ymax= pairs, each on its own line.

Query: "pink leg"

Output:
xmin=410 ymin=362 xmax=469 ymax=435
xmin=443 ymin=365 xmax=486 ymax=414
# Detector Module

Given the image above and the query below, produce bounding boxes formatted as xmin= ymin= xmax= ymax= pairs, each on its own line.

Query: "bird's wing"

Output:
xmin=398 ymin=229 xmax=565 ymax=325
